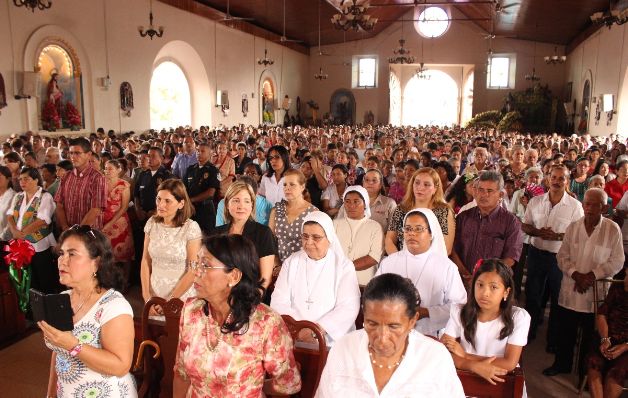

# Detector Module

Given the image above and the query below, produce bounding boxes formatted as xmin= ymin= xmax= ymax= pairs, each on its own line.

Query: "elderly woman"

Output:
xmin=333 ymin=186 xmax=383 ymax=285
xmin=386 ymin=168 xmax=455 ymax=255
xmin=271 ymin=211 xmax=361 ymax=344
xmin=141 ymin=179 xmax=202 ymax=316
xmin=40 ymin=226 xmax=136 ymax=397
xmin=586 ymin=269 xmax=628 ymax=398
xmin=315 ymin=273 xmax=465 ymax=397
xmin=173 ymin=234 xmax=301 ymax=397
xmin=377 ymin=208 xmax=466 ymax=337
xmin=7 ymin=167 xmax=58 ymax=293
xmin=213 ymin=180 xmax=276 ymax=289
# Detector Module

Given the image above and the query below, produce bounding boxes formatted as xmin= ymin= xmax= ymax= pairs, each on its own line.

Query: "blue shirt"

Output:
xmin=171 ymin=152 xmax=198 ymax=179
xmin=216 ymin=195 xmax=273 ymax=226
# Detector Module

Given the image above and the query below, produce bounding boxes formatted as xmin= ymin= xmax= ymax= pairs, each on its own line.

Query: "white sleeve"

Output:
xmin=316 ymin=261 xmax=361 ymax=342
xmin=35 ymin=193 xmax=56 ymax=224
xmin=443 ymin=304 xmax=463 ymax=339
xmin=258 ymin=177 xmax=267 ymax=197
xmin=557 ymin=222 xmax=577 ymax=276
xmin=592 ymin=222 xmax=625 ymax=280
xmin=426 ymin=264 xmax=467 ymax=331
xmin=321 ymin=186 xmax=332 ymax=201
xmin=367 ymin=222 xmax=383 ymax=262
xmin=616 ymin=191 xmax=628 ymax=211
xmin=506 ymin=307 xmax=531 ymax=347
xmin=314 ymin=342 xmax=343 ymax=398
xmin=522 ymin=198 xmax=535 ymax=225
xmin=5 ymin=194 xmax=18 ymax=217
xmin=269 ymin=256 xmax=299 ymax=319
xmin=100 ymin=292 xmax=134 ymax=325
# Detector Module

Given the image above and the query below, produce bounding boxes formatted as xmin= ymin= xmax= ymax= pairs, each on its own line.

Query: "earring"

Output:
xmin=228 ymin=283 xmax=233 ymax=287
xmin=93 ymin=271 xmax=97 ymax=278
xmin=503 ymin=297 xmax=507 ymax=301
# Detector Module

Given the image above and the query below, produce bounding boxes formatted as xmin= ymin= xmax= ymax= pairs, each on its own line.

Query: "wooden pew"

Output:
xmin=457 ymin=367 xmax=525 ymax=398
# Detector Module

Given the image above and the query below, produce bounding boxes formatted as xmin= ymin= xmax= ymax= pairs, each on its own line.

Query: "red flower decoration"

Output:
xmin=4 ymin=239 xmax=35 ymax=271
xmin=472 ymin=258 xmax=484 ymax=276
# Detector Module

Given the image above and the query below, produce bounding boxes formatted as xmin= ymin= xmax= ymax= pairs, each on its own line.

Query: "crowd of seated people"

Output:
xmin=1 ymin=124 xmax=627 ymax=397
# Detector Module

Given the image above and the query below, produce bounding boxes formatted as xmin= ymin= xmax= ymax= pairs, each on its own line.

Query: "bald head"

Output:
xmin=584 ymin=187 xmax=607 ymax=205
xmin=45 ymin=147 xmax=61 ymax=164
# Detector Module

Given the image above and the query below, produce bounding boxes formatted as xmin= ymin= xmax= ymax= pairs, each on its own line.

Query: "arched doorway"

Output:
xmin=149 ymin=61 xmax=192 ymax=130
xmin=402 ymin=70 xmax=459 ymax=127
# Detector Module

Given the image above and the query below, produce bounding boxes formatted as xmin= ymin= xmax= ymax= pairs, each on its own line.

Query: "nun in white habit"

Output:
xmin=376 ymin=208 xmax=467 ymax=337
xmin=270 ymin=211 xmax=361 ymax=344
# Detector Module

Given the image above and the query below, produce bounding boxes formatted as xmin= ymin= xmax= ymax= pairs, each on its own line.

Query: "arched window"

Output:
xmin=150 ymin=61 xmax=191 ymax=130
xmin=414 ymin=6 xmax=450 ymax=38
xmin=402 ymin=70 xmax=459 ymax=127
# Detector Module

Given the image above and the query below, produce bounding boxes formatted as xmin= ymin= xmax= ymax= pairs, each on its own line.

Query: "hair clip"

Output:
xmin=472 ymin=258 xmax=484 ymax=276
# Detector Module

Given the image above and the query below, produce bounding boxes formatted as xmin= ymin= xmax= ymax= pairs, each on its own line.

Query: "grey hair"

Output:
xmin=588 ymin=174 xmax=605 ymax=187
xmin=585 ymin=187 xmax=608 ymax=204
xmin=525 ymin=166 xmax=543 ymax=180
xmin=478 ymin=170 xmax=504 ymax=191
xmin=616 ymin=154 xmax=628 ymax=164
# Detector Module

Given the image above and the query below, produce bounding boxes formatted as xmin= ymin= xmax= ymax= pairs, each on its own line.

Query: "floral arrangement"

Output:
xmin=42 ymin=100 xmax=61 ymax=131
xmin=65 ymin=102 xmax=82 ymax=130
xmin=497 ymin=111 xmax=523 ymax=132
xmin=465 ymin=110 xmax=502 ymax=129
xmin=4 ymin=239 xmax=35 ymax=313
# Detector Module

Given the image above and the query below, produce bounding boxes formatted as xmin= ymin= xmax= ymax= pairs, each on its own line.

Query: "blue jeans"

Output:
xmin=524 ymin=245 xmax=562 ymax=347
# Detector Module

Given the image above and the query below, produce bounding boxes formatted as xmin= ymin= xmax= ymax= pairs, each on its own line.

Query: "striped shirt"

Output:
xmin=54 ymin=165 xmax=106 ymax=229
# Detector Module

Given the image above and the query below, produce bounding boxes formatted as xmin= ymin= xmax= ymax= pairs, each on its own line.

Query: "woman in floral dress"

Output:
xmin=173 ymin=234 xmax=301 ymax=397
xmin=103 ymin=160 xmax=134 ymax=265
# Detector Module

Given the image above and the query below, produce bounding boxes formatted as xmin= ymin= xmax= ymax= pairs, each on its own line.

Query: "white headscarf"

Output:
xmin=302 ymin=211 xmax=347 ymax=260
xmin=341 ymin=185 xmax=371 ymax=219
xmin=403 ymin=208 xmax=447 ymax=256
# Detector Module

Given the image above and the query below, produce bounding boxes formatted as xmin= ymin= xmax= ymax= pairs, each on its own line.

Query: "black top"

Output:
xmin=184 ymin=161 xmax=220 ymax=202
xmin=213 ymin=219 xmax=277 ymax=258
xmin=306 ymin=176 xmax=323 ymax=209
xmin=235 ymin=156 xmax=253 ymax=175
xmin=133 ymin=166 xmax=174 ymax=212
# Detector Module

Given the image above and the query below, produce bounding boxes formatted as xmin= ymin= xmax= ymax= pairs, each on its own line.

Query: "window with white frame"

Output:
xmin=487 ymin=54 xmax=515 ymax=89
xmin=358 ymin=57 xmax=377 ymax=88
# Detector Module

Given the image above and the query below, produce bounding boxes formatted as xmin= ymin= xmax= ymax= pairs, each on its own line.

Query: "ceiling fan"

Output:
xmin=316 ymin=0 xmax=332 ymax=56
xmin=217 ymin=0 xmax=254 ymax=22
xmin=275 ymin=0 xmax=303 ymax=43
xmin=493 ymin=0 xmax=520 ymax=15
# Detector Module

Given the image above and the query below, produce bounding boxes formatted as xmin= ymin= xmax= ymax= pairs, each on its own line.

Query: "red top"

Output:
xmin=604 ymin=178 xmax=628 ymax=208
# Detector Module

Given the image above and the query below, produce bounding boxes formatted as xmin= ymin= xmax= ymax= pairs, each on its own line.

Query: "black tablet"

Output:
xmin=30 ymin=289 xmax=74 ymax=331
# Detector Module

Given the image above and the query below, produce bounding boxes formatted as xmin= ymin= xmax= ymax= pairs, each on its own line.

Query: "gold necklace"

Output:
xmin=368 ymin=349 xmax=405 ymax=370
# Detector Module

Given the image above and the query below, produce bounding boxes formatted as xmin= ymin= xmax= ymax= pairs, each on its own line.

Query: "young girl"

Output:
xmin=441 ymin=259 xmax=530 ymax=387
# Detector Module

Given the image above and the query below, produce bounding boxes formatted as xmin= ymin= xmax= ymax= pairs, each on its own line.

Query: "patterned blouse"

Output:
xmin=388 ymin=205 xmax=452 ymax=250
xmin=175 ymin=299 xmax=301 ymax=397
xmin=274 ymin=200 xmax=317 ymax=263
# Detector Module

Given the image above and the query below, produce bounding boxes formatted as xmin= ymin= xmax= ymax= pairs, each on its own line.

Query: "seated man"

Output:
xmin=271 ymin=211 xmax=361 ymax=345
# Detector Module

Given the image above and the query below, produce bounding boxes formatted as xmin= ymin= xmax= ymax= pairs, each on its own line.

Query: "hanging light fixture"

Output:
xmin=257 ymin=48 xmax=274 ymax=66
xmin=13 ymin=0 xmax=51 ymax=12
xmin=544 ymin=46 xmax=566 ymax=64
xmin=415 ymin=38 xmax=430 ymax=80
xmin=389 ymin=19 xmax=415 ymax=64
xmin=590 ymin=0 xmax=628 ymax=28
xmin=525 ymin=32 xmax=540 ymax=81
xmin=314 ymin=67 xmax=328 ymax=80
xmin=139 ymin=0 xmax=164 ymax=40
xmin=331 ymin=0 xmax=377 ymax=32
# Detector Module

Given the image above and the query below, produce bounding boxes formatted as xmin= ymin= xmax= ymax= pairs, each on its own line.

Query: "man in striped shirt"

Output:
xmin=54 ymin=137 xmax=106 ymax=230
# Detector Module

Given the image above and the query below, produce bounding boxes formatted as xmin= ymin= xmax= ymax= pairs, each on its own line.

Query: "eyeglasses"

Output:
xmin=268 ymin=155 xmax=281 ymax=161
xmin=187 ymin=259 xmax=227 ymax=275
xmin=402 ymin=225 xmax=430 ymax=234
xmin=69 ymin=224 xmax=97 ymax=239
xmin=301 ymin=233 xmax=326 ymax=243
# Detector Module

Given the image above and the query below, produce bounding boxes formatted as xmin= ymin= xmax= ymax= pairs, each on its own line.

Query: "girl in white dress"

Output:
xmin=441 ymin=259 xmax=530 ymax=390
xmin=141 ymin=179 xmax=202 ymax=317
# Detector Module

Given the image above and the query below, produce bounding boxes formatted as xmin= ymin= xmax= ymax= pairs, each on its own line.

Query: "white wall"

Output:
xmin=310 ymin=8 xmax=567 ymax=126
xmin=566 ymin=23 xmax=628 ymax=136
xmin=0 ymin=0 xmax=309 ymax=137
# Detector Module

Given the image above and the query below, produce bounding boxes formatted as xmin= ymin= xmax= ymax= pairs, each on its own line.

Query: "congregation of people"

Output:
xmin=4 ymin=124 xmax=628 ymax=397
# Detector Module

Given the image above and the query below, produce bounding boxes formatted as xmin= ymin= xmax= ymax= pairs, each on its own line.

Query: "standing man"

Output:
xmin=522 ymin=164 xmax=584 ymax=350
xmin=452 ymin=170 xmax=523 ymax=284
xmin=54 ymin=137 xmax=107 ymax=230
xmin=184 ymin=142 xmax=220 ymax=234
xmin=543 ymin=188 xmax=624 ymax=377
xmin=134 ymin=147 xmax=173 ymax=223
xmin=171 ymin=135 xmax=198 ymax=179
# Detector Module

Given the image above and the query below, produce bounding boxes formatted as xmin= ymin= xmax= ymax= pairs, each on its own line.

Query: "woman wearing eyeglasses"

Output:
xmin=6 ymin=167 xmax=59 ymax=293
xmin=259 ymin=145 xmax=291 ymax=205
xmin=173 ymin=234 xmax=301 ymax=397
xmin=270 ymin=211 xmax=360 ymax=345
xmin=140 ymin=179 xmax=202 ymax=317
xmin=376 ymin=208 xmax=466 ymax=337
xmin=40 ymin=226 xmax=137 ymax=398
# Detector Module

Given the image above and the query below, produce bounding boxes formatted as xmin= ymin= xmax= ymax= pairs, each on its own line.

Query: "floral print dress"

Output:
xmin=45 ymin=289 xmax=137 ymax=398
xmin=175 ymin=299 xmax=301 ymax=397
xmin=103 ymin=179 xmax=134 ymax=262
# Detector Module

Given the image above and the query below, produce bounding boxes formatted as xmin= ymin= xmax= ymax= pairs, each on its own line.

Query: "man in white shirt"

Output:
xmin=543 ymin=188 xmax=624 ymax=377
xmin=522 ymin=164 xmax=584 ymax=350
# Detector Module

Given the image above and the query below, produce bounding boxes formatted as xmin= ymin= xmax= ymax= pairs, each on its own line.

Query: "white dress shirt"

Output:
xmin=556 ymin=217 xmax=625 ymax=313
xmin=522 ymin=192 xmax=584 ymax=253
xmin=315 ymin=329 xmax=465 ymax=398
xmin=6 ymin=187 xmax=56 ymax=252
xmin=259 ymin=174 xmax=285 ymax=205
xmin=376 ymin=248 xmax=467 ymax=336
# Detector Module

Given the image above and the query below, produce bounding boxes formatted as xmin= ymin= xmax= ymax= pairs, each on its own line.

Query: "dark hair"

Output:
xmin=434 ymin=161 xmax=456 ymax=182
xmin=154 ymin=179 xmax=194 ymax=227
xmin=405 ymin=159 xmax=421 ymax=170
xmin=110 ymin=141 xmax=124 ymax=158
xmin=593 ymin=158 xmax=610 ymax=176
xmin=40 ymin=163 xmax=57 ymax=177
xmin=203 ymin=234 xmax=264 ymax=333
xmin=19 ymin=166 xmax=43 ymax=187
xmin=57 ymin=160 xmax=74 ymax=171
xmin=362 ymin=273 xmax=420 ymax=319
xmin=68 ymin=137 xmax=91 ymax=153
xmin=58 ymin=226 xmax=124 ymax=290
xmin=4 ymin=152 xmax=23 ymax=167
xmin=265 ymin=145 xmax=290 ymax=178
xmin=461 ymin=259 xmax=515 ymax=349
xmin=616 ymin=159 xmax=628 ymax=170
xmin=0 ymin=165 xmax=12 ymax=188
xmin=331 ymin=163 xmax=349 ymax=176
xmin=404 ymin=210 xmax=431 ymax=234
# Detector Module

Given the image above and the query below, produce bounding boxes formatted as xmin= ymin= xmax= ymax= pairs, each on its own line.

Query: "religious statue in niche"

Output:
xmin=0 ymin=73 xmax=7 ymax=115
xmin=242 ymin=94 xmax=248 ymax=117
xmin=120 ymin=82 xmax=134 ymax=117
xmin=363 ymin=110 xmax=375 ymax=125
xmin=42 ymin=72 xmax=81 ymax=131
xmin=330 ymin=89 xmax=355 ymax=125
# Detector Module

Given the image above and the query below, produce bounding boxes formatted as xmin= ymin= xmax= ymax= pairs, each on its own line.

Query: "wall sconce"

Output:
xmin=603 ymin=93 xmax=616 ymax=125
xmin=216 ymin=90 xmax=229 ymax=116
